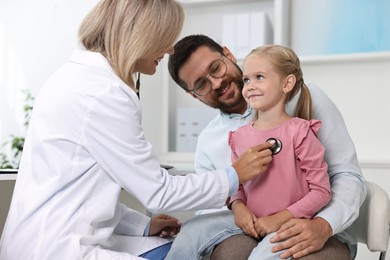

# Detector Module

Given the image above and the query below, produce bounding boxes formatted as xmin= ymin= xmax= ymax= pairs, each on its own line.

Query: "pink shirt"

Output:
xmin=229 ymin=117 xmax=331 ymax=219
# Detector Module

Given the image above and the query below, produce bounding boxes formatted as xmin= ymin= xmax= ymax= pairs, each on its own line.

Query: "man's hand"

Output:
xmin=270 ymin=217 xmax=333 ymax=259
xmin=149 ymin=214 xmax=182 ymax=238
xmin=233 ymin=142 xmax=273 ymax=184
xmin=231 ymin=200 xmax=258 ymax=238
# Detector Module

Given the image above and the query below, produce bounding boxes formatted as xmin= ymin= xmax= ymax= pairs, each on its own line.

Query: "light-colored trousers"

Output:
xmin=165 ymin=210 xmax=290 ymax=260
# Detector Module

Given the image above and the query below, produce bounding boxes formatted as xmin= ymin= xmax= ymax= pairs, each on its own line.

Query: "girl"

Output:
xmin=228 ymin=45 xmax=332 ymax=259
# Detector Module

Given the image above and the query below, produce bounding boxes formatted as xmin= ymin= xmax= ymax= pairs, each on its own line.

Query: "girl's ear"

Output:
xmin=283 ymin=74 xmax=296 ymax=93
xmin=223 ymin=46 xmax=237 ymax=64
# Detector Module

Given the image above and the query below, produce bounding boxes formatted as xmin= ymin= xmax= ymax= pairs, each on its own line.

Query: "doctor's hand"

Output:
xmin=149 ymin=214 xmax=182 ymax=238
xmin=232 ymin=142 xmax=273 ymax=184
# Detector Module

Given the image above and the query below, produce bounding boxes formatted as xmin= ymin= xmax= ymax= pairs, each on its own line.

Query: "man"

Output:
xmin=165 ymin=35 xmax=366 ymax=259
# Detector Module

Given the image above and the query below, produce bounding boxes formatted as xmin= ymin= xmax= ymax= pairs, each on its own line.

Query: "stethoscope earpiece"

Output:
xmin=266 ymin=137 xmax=282 ymax=155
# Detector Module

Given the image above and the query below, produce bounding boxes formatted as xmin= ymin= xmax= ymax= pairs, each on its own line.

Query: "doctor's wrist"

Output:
xmin=143 ymin=221 xmax=151 ymax=237
xmin=225 ymin=166 xmax=239 ymax=196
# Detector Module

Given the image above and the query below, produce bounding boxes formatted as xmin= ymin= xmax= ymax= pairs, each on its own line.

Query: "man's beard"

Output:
xmin=214 ymin=75 xmax=246 ymax=113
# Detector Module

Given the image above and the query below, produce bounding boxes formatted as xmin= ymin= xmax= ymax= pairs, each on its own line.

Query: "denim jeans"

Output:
xmin=165 ymin=210 xmax=290 ymax=260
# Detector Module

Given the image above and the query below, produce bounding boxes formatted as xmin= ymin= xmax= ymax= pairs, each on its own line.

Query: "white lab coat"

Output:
xmin=0 ymin=50 xmax=230 ymax=259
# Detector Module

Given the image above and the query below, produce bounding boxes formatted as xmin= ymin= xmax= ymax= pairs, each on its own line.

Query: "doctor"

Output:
xmin=0 ymin=0 xmax=273 ymax=259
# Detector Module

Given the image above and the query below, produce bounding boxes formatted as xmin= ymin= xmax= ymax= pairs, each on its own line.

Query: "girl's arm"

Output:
xmin=286 ymin=120 xmax=331 ymax=219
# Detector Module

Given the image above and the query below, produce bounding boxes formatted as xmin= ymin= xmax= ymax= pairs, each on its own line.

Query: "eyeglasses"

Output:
xmin=189 ymin=55 xmax=227 ymax=96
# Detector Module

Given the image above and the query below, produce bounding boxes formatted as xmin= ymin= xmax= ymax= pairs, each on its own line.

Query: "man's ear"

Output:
xmin=223 ymin=46 xmax=237 ymax=64
xmin=283 ymin=74 xmax=296 ymax=93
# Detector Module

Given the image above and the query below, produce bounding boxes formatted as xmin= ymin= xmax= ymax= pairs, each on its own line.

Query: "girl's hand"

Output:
xmin=231 ymin=200 xmax=258 ymax=238
xmin=149 ymin=214 xmax=182 ymax=238
xmin=255 ymin=209 xmax=293 ymax=237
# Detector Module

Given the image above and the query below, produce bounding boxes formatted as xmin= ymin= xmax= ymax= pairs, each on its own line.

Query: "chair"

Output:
xmin=349 ymin=181 xmax=390 ymax=260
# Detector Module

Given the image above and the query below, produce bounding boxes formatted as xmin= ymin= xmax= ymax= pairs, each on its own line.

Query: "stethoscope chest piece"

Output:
xmin=266 ymin=137 xmax=282 ymax=155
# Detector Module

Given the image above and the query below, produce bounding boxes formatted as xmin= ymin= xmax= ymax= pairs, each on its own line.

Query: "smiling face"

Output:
xmin=135 ymin=46 xmax=174 ymax=75
xmin=177 ymin=46 xmax=247 ymax=114
xmin=242 ymin=55 xmax=287 ymax=113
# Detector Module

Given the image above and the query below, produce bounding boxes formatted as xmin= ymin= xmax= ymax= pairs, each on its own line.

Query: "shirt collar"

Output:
xmin=220 ymin=105 xmax=253 ymax=120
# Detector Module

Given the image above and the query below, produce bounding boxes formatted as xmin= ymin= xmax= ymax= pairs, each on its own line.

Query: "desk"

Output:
xmin=0 ymin=174 xmax=17 ymax=181
xmin=0 ymin=170 xmax=17 ymax=234
xmin=0 ymin=169 xmax=17 ymax=180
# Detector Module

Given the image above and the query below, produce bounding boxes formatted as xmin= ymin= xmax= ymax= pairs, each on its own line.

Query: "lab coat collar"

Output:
xmin=70 ymin=49 xmax=112 ymax=69
xmin=69 ymin=49 xmax=138 ymax=101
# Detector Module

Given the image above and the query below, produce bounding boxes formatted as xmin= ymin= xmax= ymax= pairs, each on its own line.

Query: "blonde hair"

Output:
xmin=79 ymin=0 xmax=184 ymax=89
xmin=246 ymin=45 xmax=312 ymax=120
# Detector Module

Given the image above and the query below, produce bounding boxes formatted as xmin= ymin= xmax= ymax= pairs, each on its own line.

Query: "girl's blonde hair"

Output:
xmin=246 ymin=45 xmax=312 ymax=120
xmin=79 ymin=0 xmax=184 ymax=90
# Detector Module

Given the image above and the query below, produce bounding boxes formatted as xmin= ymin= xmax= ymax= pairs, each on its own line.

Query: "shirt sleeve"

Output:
xmin=114 ymin=203 xmax=151 ymax=236
xmin=225 ymin=166 xmax=239 ymax=197
xmin=194 ymin=142 xmax=216 ymax=173
xmin=228 ymin=131 xmax=247 ymax=204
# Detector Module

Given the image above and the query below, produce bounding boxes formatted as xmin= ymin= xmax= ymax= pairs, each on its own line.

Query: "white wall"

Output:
xmin=0 ymin=0 xmax=99 ymax=145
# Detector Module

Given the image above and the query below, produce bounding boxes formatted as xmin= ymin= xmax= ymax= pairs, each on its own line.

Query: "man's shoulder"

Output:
xmin=198 ymin=112 xmax=240 ymax=144
xmin=307 ymin=83 xmax=327 ymax=99
xmin=198 ymin=113 xmax=224 ymax=136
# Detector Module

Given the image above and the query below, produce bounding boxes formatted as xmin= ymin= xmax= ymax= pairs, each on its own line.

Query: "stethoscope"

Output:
xmin=266 ymin=137 xmax=282 ymax=155
xmin=136 ymin=72 xmax=141 ymax=99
